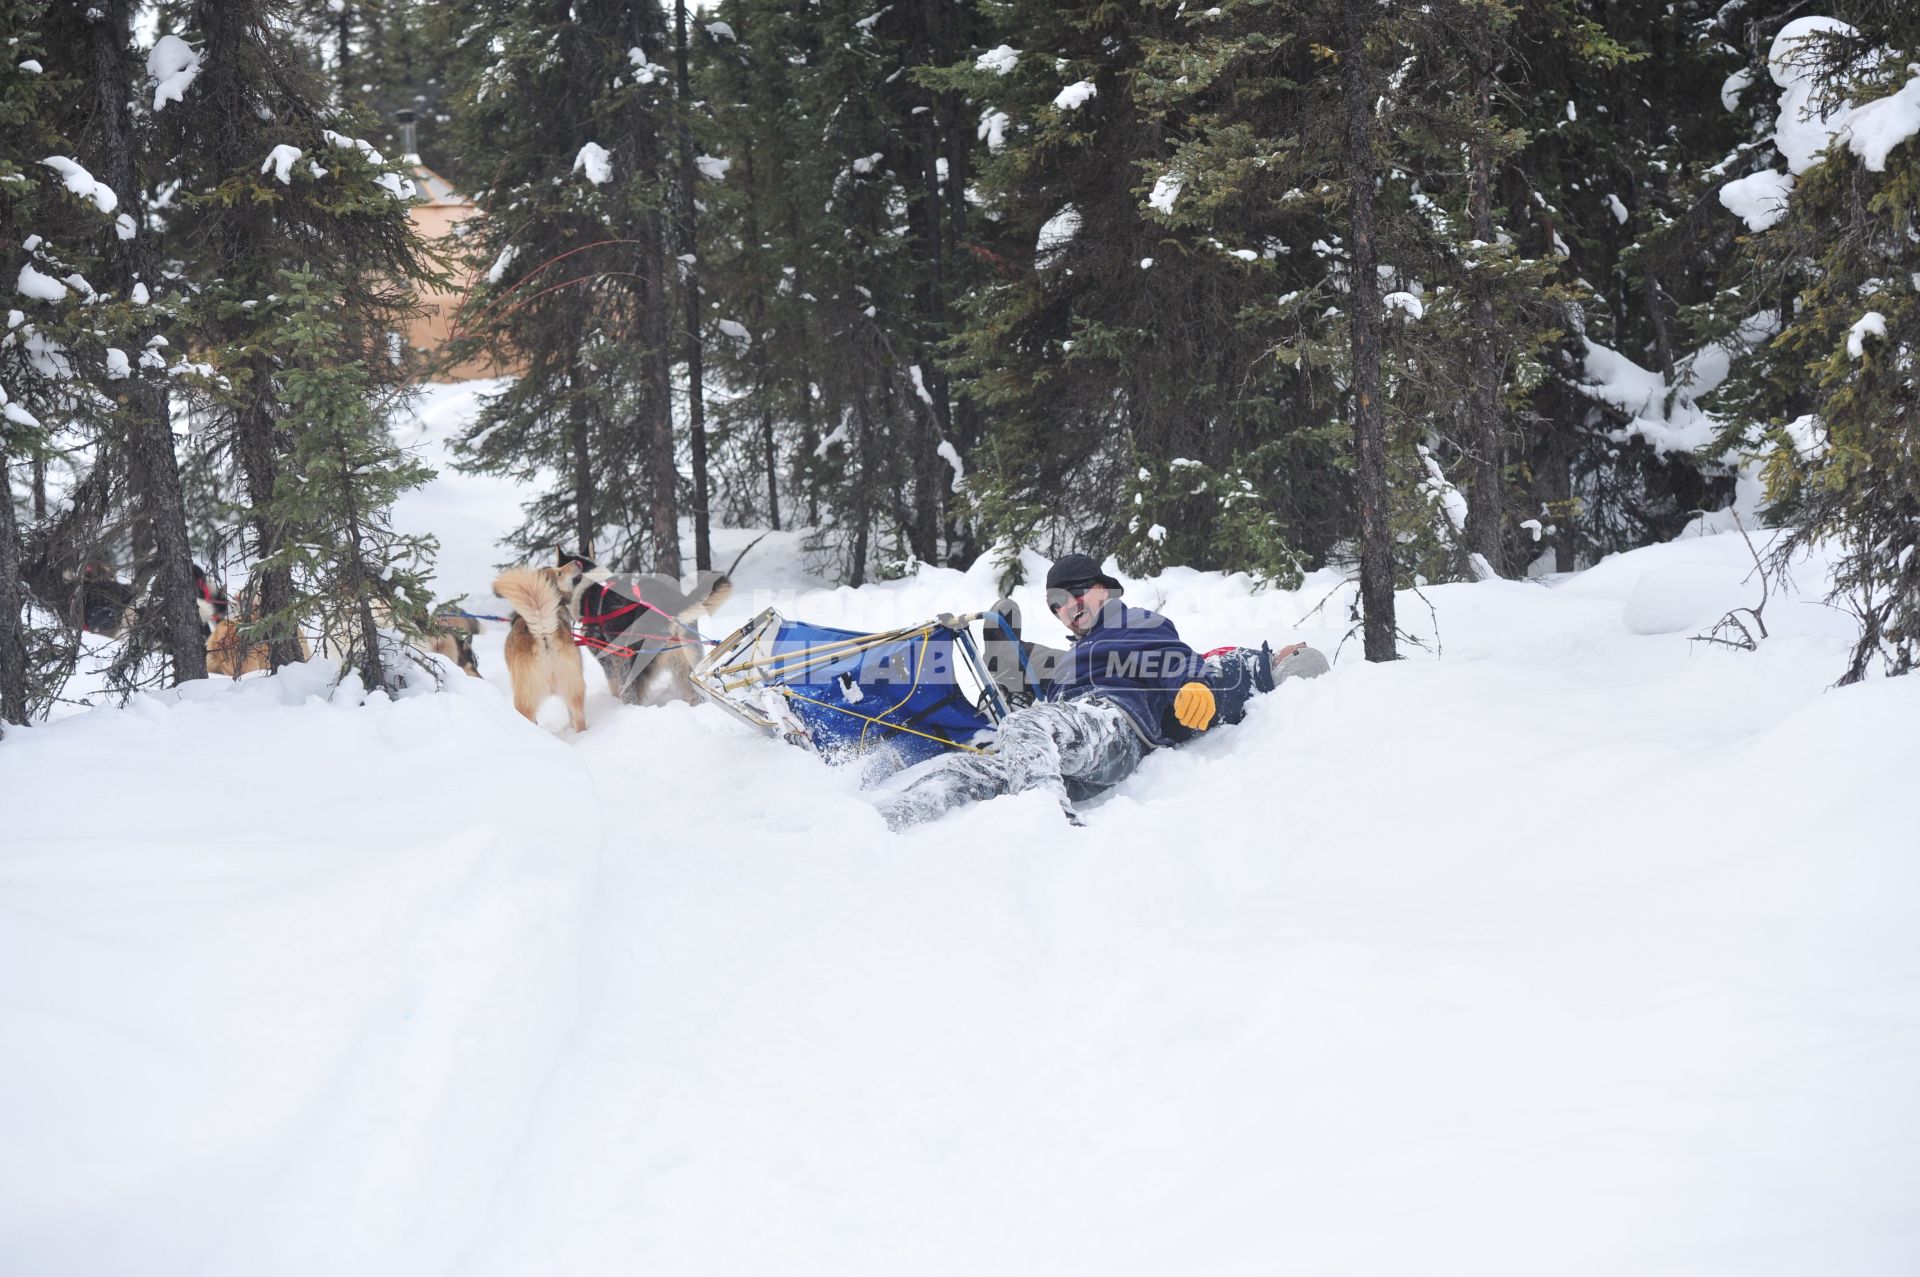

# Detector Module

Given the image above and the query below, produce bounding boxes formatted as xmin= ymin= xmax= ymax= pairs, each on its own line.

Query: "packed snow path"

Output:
xmin=3 ymin=385 xmax=1916 ymax=1275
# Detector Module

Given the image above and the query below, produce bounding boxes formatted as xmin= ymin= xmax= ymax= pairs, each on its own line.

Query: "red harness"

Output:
xmin=576 ymin=599 xmax=642 ymax=628
xmin=573 ymin=589 xmax=707 ymax=658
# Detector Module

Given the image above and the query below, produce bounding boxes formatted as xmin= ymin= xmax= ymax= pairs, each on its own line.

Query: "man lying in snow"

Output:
xmin=876 ymin=553 xmax=1327 ymax=830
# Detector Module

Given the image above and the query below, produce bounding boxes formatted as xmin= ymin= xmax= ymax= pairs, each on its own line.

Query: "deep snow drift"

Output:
xmin=2 ymin=383 xmax=1916 ymax=1276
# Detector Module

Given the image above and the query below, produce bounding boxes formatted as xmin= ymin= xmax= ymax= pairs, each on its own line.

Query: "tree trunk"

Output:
xmin=849 ymin=508 xmax=870 ymax=589
xmin=795 ymin=346 xmax=821 ymax=527
xmin=335 ymin=447 xmax=387 ymax=694
xmin=617 ymin=3 xmax=680 ymax=579
xmin=0 ymin=456 xmax=30 ymax=727
xmin=643 ymin=208 xmax=682 ymax=578
xmin=234 ymin=377 xmax=302 ymax=669
xmin=761 ymin=403 xmax=781 ymax=532
xmin=908 ymin=3 xmax=956 ymax=566
xmin=336 ymin=7 xmax=352 ymax=102
xmin=1643 ymin=258 xmax=1676 ymax=384
xmin=675 ymin=0 xmax=711 ymax=571
xmin=93 ymin=0 xmax=206 ymax=681
xmin=568 ymin=358 xmax=595 ymax=554
xmin=1342 ymin=0 xmax=1397 ymax=662
xmin=1463 ymin=16 xmax=1507 ymax=578
xmin=848 ymin=393 xmax=878 ymax=585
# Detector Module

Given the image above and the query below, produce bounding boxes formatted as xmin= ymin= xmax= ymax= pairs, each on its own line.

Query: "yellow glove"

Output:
xmin=1173 ymin=681 xmax=1216 ymax=731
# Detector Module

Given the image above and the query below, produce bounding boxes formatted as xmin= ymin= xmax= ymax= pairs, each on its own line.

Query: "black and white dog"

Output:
xmin=74 ymin=563 xmax=136 ymax=636
xmin=554 ymin=550 xmax=732 ymax=705
xmin=193 ymin=563 xmax=230 ymax=636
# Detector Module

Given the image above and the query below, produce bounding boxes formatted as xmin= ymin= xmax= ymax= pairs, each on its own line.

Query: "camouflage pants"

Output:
xmin=875 ymin=697 xmax=1145 ymax=831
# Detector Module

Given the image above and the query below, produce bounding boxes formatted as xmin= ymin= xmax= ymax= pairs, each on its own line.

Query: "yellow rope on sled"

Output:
xmin=772 ymin=630 xmax=992 ymax=756
xmin=863 ymin=628 xmax=932 ymax=752
xmin=711 ymin=614 xmax=983 ymax=686
xmin=710 ymin=624 xmax=932 ymax=680
xmin=713 ymin=622 xmax=944 ymax=693
xmin=708 ymin=614 xmax=1000 ymax=756
xmin=776 ymin=688 xmax=992 ymax=756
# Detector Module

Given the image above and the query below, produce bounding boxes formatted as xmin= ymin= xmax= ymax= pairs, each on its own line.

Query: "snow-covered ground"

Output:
xmin=3 ymin=384 xmax=1917 ymax=1276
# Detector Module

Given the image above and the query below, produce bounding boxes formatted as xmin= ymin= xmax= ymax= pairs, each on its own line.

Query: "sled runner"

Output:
xmin=691 ymin=609 xmax=1016 ymax=767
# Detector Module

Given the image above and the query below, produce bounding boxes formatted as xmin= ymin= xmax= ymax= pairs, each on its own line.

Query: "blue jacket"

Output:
xmin=1044 ymin=601 xmax=1202 ymax=748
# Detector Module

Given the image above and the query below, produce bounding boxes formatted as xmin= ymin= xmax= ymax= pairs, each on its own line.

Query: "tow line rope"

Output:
xmin=467 ymin=604 xmax=995 ymax=757
xmin=711 ymin=618 xmax=966 ymax=687
xmin=446 ymin=603 xmax=720 ymax=657
xmin=776 ymin=688 xmax=991 ymax=755
xmin=592 ymin=593 xmax=721 ymax=645
xmin=574 ymin=630 xmax=708 ymax=660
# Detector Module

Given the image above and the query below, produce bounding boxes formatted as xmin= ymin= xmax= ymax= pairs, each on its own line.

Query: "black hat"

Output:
xmin=1044 ymin=553 xmax=1123 ymax=595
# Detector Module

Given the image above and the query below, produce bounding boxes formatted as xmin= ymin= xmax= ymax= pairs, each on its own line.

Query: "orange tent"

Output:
xmin=405 ymin=164 xmax=516 ymax=382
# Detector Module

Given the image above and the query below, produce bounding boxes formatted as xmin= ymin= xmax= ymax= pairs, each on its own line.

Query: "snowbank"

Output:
xmin=1 ymin=667 xmax=601 ymax=1275
xmin=4 ymin=384 xmax=1916 ymax=1275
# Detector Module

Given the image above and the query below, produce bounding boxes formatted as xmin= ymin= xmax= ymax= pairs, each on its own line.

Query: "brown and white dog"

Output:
xmin=205 ymin=617 xmax=272 ymax=677
xmin=493 ymin=564 xmax=587 ymax=732
xmin=310 ymin=589 xmax=484 ymax=679
xmin=426 ymin=612 xmax=483 ymax=678
xmin=554 ymin=551 xmax=732 ymax=706
xmin=205 ymin=617 xmax=312 ymax=677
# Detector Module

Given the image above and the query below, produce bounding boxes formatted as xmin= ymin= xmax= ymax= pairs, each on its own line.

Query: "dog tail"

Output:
xmin=493 ymin=566 xmax=566 ymax=641
xmin=677 ymin=574 xmax=732 ymax=622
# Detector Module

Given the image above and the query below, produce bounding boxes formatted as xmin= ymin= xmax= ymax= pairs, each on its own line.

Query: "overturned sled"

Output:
xmin=691 ymin=609 xmax=1018 ymax=768
xmin=692 ymin=602 xmax=1325 ymax=772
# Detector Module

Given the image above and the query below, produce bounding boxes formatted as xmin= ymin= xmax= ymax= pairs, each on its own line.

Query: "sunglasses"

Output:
xmin=1047 ymin=582 xmax=1099 ymax=611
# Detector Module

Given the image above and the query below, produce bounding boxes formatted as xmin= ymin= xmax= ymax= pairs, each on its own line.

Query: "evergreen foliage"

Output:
xmin=148 ymin=0 xmax=437 ymax=687
xmin=1717 ymin=8 xmax=1920 ymax=681
xmin=436 ymin=0 xmax=683 ymax=573
xmin=290 ymin=0 xmax=458 ymax=172
xmin=5 ymin=0 xmax=1918 ymax=711
xmin=254 ymin=266 xmax=439 ymax=691
xmin=4 ymin=0 xmax=211 ymax=708
xmin=0 ymin=0 xmax=65 ymax=726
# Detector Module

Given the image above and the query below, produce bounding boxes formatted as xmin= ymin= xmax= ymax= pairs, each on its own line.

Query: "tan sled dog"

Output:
xmin=205 ymin=617 xmax=272 ymax=677
xmin=426 ymin=612 xmax=483 ymax=677
xmin=205 ymin=618 xmax=312 ymax=677
xmin=493 ymin=565 xmax=587 ymax=732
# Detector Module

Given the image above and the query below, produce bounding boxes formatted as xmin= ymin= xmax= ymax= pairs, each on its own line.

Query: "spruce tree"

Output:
xmin=439 ymin=0 xmax=683 ymax=573
xmin=1716 ymin=10 xmax=1920 ymax=681
xmin=260 ymin=267 xmax=438 ymax=691
xmin=997 ymin=0 xmax=1399 ymax=639
xmin=0 ymin=1 xmax=64 ymax=726
xmin=697 ymin=0 xmax=912 ymax=552
xmin=694 ymin=0 xmax=802 ymax=531
xmin=674 ymin=0 xmax=713 ymax=571
xmin=63 ymin=0 xmax=208 ymax=687
xmin=148 ymin=0 xmax=438 ymax=680
xmin=1363 ymin=0 xmax=1571 ymax=583
xmin=1339 ymin=0 xmax=1396 ymax=658
xmin=4 ymin=0 xmax=208 ymax=712
xmin=1 ymin=1 xmax=220 ymax=708
xmin=1502 ymin=0 xmax=1747 ymax=569
xmin=290 ymin=0 xmax=455 ymax=172
xmin=944 ymin=0 xmax=1341 ymax=586
xmin=703 ymin=0 xmax=977 ymax=582
xmin=889 ymin=0 xmax=989 ymax=568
